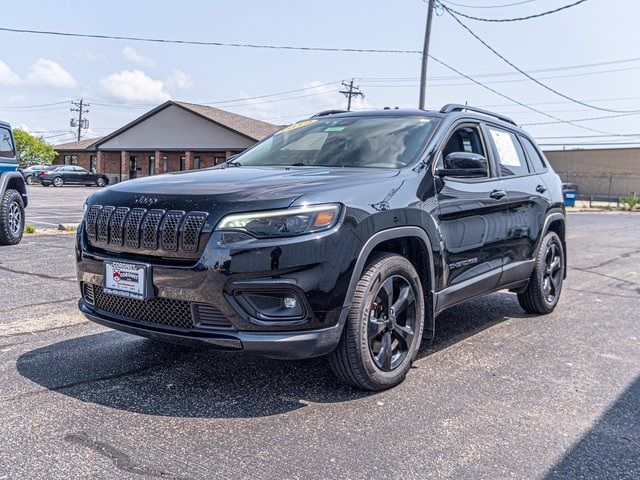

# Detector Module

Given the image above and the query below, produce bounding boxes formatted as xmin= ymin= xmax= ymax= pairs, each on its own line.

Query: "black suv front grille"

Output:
xmin=84 ymin=205 xmax=209 ymax=257
xmin=82 ymin=283 xmax=233 ymax=331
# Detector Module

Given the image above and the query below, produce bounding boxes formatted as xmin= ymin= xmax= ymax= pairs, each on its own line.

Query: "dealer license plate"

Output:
xmin=104 ymin=261 xmax=150 ymax=300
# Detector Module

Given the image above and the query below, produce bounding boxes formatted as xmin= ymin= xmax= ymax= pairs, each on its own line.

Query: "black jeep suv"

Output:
xmin=76 ymin=104 xmax=566 ymax=390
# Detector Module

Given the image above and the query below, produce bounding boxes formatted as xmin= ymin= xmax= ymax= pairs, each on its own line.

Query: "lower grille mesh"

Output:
xmin=83 ymin=283 xmax=233 ymax=331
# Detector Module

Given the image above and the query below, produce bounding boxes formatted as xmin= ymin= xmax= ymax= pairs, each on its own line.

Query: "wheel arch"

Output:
xmin=340 ymin=227 xmax=437 ymax=340
xmin=0 ymin=172 xmax=28 ymax=207
xmin=539 ymin=212 xmax=567 ymax=279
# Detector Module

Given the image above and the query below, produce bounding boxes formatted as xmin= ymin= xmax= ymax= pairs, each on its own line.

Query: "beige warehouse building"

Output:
xmin=544 ymin=147 xmax=640 ymax=197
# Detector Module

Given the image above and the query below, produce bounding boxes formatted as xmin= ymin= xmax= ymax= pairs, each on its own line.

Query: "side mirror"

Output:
xmin=436 ymin=152 xmax=488 ymax=178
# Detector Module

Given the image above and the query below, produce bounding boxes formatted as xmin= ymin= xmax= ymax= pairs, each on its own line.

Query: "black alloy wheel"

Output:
xmin=367 ymin=275 xmax=417 ymax=371
xmin=518 ymin=231 xmax=564 ymax=314
xmin=329 ymin=253 xmax=425 ymax=390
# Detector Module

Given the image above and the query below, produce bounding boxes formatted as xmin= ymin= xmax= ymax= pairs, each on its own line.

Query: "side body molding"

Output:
xmin=339 ymin=226 xmax=438 ymax=340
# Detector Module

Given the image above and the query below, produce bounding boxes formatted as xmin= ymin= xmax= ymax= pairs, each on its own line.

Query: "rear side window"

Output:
xmin=487 ymin=127 xmax=530 ymax=176
xmin=520 ymin=136 xmax=547 ymax=172
xmin=0 ymin=127 xmax=15 ymax=159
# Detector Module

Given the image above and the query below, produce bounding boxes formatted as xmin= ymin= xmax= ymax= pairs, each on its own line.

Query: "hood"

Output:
xmin=87 ymin=166 xmax=401 ymax=214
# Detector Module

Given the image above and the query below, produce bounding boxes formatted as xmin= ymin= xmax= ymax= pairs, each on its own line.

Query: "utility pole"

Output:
xmin=70 ymin=99 xmax=90 ymax=141
xmin=419 ymin=0 xmax=435 ymax=110
xmin=339 ymin=79 xmax=364 ymax=111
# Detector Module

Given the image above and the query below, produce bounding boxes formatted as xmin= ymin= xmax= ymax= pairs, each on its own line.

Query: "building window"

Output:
xmin=179 ymin=155 xmax=185 ymax=171
xmin=194 ymin=156 xmax=201 ymax=169
xmin=148 ymin=156 xmax=155 ymax=175
xmin=214 ymin=155 xmax=225 ymax=166
xmin=64 ymin=155 xmax=78 ymax=165
xmin=89 ymin=155 xmax=97 ymax=172
xmin=162 ymin=155 xmax=168 ymax=173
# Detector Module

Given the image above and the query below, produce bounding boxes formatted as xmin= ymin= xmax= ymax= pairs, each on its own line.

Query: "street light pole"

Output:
xmin=419 ymin=0 xmax=435 ymax=110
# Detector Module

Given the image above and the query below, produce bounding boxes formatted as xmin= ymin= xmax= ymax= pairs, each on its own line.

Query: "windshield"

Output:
xmin=232 ymin=116 xmax=439 ymax=169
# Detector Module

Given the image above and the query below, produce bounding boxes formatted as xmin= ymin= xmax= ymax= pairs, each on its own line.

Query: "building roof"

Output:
xmin=54 ymin=137 xmax=103 ymax=151
xmin=93 ymin=100 xmax=280 ymax=150
xmin=173 ymin=101 xmax=281 ymax=140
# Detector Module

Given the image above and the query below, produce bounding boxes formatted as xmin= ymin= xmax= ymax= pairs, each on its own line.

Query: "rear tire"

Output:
xmin=25 ymin=175 xmax=34 ymax=185
xmin=518 ymin=231 xmax=564 ymax=314
xmin=53 ymin=177 xmax=64 ymax=187
xmin=96 ymin=177 xmax=106 ymax=187
xmin=0 ymin=189 xmax=25 ymax=245
xmin=329 ymin=253 xmax=424 ymax=390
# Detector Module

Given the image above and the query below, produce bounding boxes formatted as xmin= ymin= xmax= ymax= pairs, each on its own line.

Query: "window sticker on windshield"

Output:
xmin=278 ymin=119 xmax=317 ymax=134
xmin=489 ymin=129 xmax=521 ymax=167
xmin=419 ymin=118 xmax=431 ymax=123
xmin=325 ymin=126 xmax=346 ymax=132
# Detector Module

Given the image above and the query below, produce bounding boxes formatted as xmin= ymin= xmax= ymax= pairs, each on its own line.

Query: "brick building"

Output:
xmin=54 ymin=101 xmax=280 ymax=183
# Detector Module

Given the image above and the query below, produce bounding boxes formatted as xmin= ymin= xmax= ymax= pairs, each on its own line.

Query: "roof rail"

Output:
xmin=440 ymin=104 xmax=517 ymax=126
xmin=311 ymin=109 xmax=349 ymax=118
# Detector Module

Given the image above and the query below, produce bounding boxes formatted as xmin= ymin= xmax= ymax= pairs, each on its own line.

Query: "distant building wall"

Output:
xmin=544 ymin=148 xmax=640 ymax=197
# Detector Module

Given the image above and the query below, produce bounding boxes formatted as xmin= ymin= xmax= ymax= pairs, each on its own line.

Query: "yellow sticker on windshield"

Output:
xmin=279 ymin=119 xmax=317 ymax=133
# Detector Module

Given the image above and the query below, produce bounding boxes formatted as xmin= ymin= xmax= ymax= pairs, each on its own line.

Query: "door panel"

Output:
xmin=501 ymin=175 xmax=550 ymax=266
xmin=484 ymin=124 xmax=551 ymax=280
xmin=435 ymin=178 xmax=509 ymax=288
xmin=432 ymin=123 xmax=510 ymax=294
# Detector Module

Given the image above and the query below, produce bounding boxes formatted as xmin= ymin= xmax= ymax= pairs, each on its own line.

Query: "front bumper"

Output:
xmin=79 ymin=301 xmax=346 ymax=359
xmin=76 ymin=223 xmax=361 ymax=358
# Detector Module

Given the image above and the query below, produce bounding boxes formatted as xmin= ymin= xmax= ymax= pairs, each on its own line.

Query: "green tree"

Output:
xmin=13 ymin=129 xmax=57 ymax=166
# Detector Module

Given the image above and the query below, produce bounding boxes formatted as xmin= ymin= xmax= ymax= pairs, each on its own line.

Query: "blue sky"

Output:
xmin=1 ymin=0 xmax=638 ymax=149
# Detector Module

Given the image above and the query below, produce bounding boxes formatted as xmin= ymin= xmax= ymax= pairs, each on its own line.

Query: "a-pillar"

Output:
xmin=154 ymin=150 xmax=162 ymax=175
xmin=120 ymin=150 xmax=129 ymax=182
xmin=184 ymin=150 xmax=194 ymax=171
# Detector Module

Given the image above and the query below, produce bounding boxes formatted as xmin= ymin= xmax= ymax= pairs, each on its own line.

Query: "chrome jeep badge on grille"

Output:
xmin=134 ymin=195 xmax=159 ymax=206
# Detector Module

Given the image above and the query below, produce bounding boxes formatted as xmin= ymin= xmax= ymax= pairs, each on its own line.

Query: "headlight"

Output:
xmin=215 ymin=204 xmax=341 ymax=238
xmin=82 ymin=201 xmax=88 ymax=217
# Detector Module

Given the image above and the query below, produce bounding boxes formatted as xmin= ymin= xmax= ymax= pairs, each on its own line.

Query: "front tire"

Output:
xmin=52 ymin=177 xmax=64 ymax=187
xmin=518 ymin=231 xmax=564 ymax=314
xmin=329 ymin=253 xmax=425 ymax=390
xmin=25 ymin=175 xmax=34 ymax=185
xmin=0 ymin=189 xmax=25 ymax=245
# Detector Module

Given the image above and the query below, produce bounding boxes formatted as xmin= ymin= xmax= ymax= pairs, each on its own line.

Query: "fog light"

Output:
xmin=236 ymin=291 xmax=304 ymax=319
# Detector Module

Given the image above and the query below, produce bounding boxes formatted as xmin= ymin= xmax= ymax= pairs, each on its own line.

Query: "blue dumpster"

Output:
xmin=562 ymin=183 xmax=577 ymax=207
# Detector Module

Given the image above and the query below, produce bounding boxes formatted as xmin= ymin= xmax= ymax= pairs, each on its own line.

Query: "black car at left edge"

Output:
xmin=38 ymin=165 xmax=109 ymax=187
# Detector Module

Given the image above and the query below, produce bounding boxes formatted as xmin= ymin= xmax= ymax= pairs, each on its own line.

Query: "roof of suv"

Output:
xmin=313 ymin=105 xmax=527 ymax=136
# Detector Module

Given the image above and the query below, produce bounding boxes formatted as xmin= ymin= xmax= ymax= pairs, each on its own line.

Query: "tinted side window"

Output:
xmin=520 ymin=136 xmax=547 ymax=172
xmin=442 ymin=126 xmax=486 ymax=158
xmin=487 ymin=127 xmax=529 ymax=176
xmin=0 ymin=127 xmax=15 ymax=158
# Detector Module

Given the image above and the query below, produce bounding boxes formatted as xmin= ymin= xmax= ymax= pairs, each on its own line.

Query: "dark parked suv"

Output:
xmin=76 ymin=105 xmax=566 ymax=390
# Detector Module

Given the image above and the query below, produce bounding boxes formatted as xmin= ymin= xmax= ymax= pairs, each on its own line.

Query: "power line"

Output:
xmin=440 ymin=0 xmax=542 ymax=8
xmin=440 ymin=0 xmax=589 ymax=22
xmin=521 ymin=111 xmax=640 ymax=126
xmin=0 ymin=26 xmax=422 ymax=54
xmin=428 ymin=55 xmax=619 ymax=135
xmin=439 ymin=3 xmax=640 ymax=114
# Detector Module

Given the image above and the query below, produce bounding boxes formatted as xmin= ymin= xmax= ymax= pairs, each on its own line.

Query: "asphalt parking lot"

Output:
xmin=1 ymin=206 xmax=639 ymax=478
xmin=23 ymin=185 xmax=96 ymax=228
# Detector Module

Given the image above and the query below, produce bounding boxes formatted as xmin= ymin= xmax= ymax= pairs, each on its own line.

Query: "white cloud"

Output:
xmin=121 ymin=46 xmax=156 ymax=68
xmin=165 ymin=70 xmax=193 ymax=91
xmin=0 ymin=59 xmax=20 ymax=86
xmin=26 ymin=59 xmax=77 ymax=88
xmin=99 ymin=69 xmax=171 ymax=103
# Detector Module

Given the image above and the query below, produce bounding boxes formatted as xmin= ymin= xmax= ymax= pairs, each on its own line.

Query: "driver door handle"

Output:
xmin=490 ymin=189 xmax=507 ymax=200
xmin=536 ymin=184 xmax=547 ymax=194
